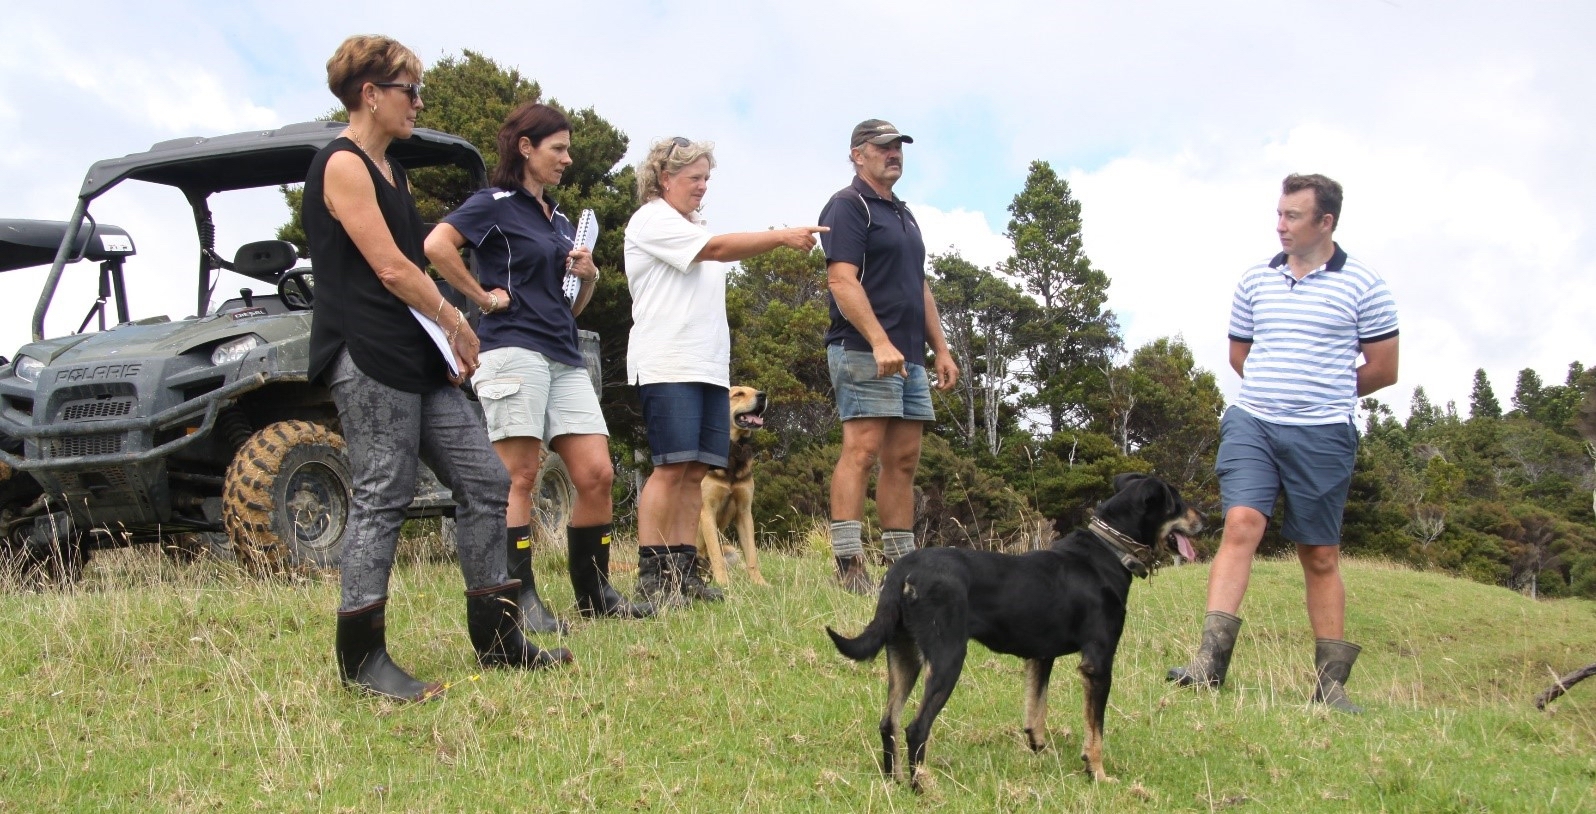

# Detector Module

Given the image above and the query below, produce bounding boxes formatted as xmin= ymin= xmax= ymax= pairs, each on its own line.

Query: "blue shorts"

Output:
xmin=639 ymin=382 xmax=730 ymax=467
xmin=1216 ymin=406 xmax=1358 ymax=546
xmin=828 ymin=345 xmax=934 ymax=422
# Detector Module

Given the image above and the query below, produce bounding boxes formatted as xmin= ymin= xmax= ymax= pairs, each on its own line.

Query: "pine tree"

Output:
xmin=1512 ymin=368 xmax=1545 ymax=418
xmin=1002 ymin=161 xmax=1120 ymax=434
xmin=1408 ymin=386 xmax=1439 ymax=433
xmin=1470 ymin=368 xmax=1502 ymax=420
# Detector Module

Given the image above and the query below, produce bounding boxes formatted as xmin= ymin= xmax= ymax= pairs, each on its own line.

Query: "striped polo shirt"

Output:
xmin=1229 ymin=244 xmax=1398 ymax=425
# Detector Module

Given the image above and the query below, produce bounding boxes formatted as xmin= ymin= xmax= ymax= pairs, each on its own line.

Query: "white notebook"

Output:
xmin=563 ymin=208 xmax=599 ymax=304
xmin=410 ymin=306 xmax=461 ymax=377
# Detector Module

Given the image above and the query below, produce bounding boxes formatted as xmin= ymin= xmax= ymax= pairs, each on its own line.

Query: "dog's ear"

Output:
xmin=1143 ymin=477 xmax=1184 ymax=518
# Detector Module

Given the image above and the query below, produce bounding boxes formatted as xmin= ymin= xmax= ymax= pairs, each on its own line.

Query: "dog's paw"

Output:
xmin=1079 ymin=754 xmax=1116 ymax=783
xmin=1023 ymin=727 xmax=1047 ymax=752
xmin=909 ymin=765 xmax=936 ymax=793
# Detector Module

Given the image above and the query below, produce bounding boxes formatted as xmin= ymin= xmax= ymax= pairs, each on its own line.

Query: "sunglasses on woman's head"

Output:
xmin=668 ymin=136 xmax=690 ymax=160
xmin=375 ymin=82 xmax=424 ymax=102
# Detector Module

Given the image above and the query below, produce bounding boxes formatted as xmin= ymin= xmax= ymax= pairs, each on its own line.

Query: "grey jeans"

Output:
xmin=329 ymin=350 xmax=511 ymax=610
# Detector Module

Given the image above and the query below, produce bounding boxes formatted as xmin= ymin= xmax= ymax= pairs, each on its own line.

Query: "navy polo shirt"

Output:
xmin=818 ymin=175 xmax=927 ymax=357
xmin=441 ymin=186 xmax=582 ymax=367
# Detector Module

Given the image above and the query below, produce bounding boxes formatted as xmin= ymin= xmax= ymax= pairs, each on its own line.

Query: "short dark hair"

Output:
xmin=490 ymin=102 xmax=573 ymax=190
xmin=325 ymin=35 xmax=423 ymax=111
xmin=1282 ymin=173 xmax=1343 ymax=231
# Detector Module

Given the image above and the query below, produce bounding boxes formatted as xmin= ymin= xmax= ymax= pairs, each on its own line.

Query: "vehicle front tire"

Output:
xmin=223 ymin=420 xmax=351 ymax=572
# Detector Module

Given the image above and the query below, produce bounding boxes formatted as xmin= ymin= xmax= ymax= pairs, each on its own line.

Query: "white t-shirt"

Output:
xmin=622 ymin=198 xmax=728 ymax=386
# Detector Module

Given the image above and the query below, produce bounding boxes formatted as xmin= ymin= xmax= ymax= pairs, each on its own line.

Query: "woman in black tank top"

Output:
xmin=309 ymin=36 xmax=571 ymax=703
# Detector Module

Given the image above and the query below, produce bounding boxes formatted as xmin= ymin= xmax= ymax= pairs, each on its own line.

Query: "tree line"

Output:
xmin=279 ymin=51 xmax=1596 ymax=600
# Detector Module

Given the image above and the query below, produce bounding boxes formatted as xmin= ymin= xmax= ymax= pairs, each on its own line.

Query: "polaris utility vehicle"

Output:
xmin=0 ymin=122 xmax=589 ymax=581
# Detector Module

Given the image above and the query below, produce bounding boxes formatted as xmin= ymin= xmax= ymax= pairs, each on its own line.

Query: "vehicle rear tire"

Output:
xmin=223 ymin=420 xmax=351 ymax=572
xmin=438 ymin=516 xmax=458 ymax=555
xmin=533 ymin=452 xmax=575 ymax=547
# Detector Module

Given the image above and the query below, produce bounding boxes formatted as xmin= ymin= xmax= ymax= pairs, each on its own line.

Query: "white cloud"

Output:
xmin=3 ymin=0 xmax=1592 ymax=425
xmin=912 ymin=206 xmax=1012 ymax=271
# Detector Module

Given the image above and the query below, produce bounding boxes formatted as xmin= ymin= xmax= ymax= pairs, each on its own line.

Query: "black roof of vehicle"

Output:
xmin=77 ymin=121 xmax=486 ymax=199
xmin=0 ymin=219 xmax=133 ymax=273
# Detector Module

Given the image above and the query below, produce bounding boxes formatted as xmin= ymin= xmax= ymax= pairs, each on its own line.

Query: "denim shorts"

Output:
xmin=638 ymin=382 xmax=730 ymax=467
xmin=474 ymin=346 xmax=608 ymax=443
xmin=827 ymin=345 xmax=934 ymax=422
xmin=1216 ymin=406 xmax=1359 ymax=545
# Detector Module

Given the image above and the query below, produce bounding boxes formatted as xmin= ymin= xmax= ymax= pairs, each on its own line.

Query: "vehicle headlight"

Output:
xmin=210 ymin=335 xmax=261 ymax=366
xmin=13 ymin=355 xmax=43 ymax=383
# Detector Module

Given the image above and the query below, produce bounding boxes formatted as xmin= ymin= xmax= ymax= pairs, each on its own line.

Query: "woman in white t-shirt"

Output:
xmin=623 ymin=136 xmax=825 ymax=605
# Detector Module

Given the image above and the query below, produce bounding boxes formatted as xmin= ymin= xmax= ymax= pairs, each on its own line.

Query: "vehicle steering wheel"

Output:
xmin=278 ymin=268 xmax=315 ymax=311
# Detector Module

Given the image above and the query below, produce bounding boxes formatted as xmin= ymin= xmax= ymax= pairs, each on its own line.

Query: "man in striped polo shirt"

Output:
xmin=1168 ymin=174 xmax=1399 ymax=714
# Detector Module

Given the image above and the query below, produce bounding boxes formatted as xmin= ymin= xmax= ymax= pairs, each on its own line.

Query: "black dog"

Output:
xmin=826 ymin=473 xmax=1202 ymax=788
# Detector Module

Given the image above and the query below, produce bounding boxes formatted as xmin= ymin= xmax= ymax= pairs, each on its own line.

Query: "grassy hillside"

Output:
xmin=0 ymin=538 xmax=1591 ymax=813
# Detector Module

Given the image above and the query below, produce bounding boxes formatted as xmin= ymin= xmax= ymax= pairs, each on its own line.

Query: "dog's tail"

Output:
xmin=825 ymin=569 xmax=907 ymax=662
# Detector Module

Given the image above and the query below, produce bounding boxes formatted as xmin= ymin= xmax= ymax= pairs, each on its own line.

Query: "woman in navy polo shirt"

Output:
xmin=427 ymin=102 xmax=653 ymax=627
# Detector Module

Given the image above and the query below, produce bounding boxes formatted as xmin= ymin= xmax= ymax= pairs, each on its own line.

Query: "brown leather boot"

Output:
xmin=834 ymin=554 xmax=874 ymax=595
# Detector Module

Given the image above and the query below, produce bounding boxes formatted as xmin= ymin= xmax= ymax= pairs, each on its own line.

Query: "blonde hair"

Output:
xmin=326 ymin=35 xmax=424 ymax=110
xmin=635 ymin=137 xmax=716 ymax=202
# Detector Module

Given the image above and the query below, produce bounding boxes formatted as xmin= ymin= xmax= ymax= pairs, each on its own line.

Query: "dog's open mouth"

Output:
xmin=1169 ymin=531 xmax=1196 ymax=561
xmin=734 ymin=412 xmax=764 ymax=430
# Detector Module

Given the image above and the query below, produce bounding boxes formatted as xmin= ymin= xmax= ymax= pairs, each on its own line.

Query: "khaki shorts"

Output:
xmin=473 ymin=346 xmax=608 ymax=443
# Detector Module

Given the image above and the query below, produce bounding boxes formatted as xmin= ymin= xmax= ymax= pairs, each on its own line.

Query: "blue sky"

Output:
xmin=3 ymin=0 xmax=1594 ymax=418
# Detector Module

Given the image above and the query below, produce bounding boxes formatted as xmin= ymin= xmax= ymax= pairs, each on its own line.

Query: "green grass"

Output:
xmin=0 ymin=538 xmax=1592 ymax=813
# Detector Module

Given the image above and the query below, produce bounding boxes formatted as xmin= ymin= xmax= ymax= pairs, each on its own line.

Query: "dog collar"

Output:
xmin=1087 ymin=515 xmax=1153 ymax=578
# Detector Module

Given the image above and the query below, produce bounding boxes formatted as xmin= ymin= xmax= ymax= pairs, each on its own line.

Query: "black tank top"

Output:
xmin=304 ymin=138 xmax=447 ymax=392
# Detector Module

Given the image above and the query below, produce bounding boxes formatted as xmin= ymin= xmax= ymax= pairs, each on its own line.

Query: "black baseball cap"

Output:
xmin=850 ymin=119 xmax=914 ymax=149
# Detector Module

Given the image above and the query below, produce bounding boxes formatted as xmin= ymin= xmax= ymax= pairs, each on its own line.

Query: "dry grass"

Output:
xmin=0 ymin=536 xmax=1591 ymax=812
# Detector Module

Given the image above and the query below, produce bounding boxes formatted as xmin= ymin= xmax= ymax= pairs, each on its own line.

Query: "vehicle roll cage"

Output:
xmin=32 ymin=121 xmax=487 ymax=341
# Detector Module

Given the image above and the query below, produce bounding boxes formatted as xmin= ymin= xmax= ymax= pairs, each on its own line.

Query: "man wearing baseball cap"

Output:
xmin=818 ymin=119 xmax=959 ymax=593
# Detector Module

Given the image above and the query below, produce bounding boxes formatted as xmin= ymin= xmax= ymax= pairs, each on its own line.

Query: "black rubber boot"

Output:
xmin=834 ymin=554 xmax=875 ymax=595
xmin=1312 ymin=638 xmax=1364 ymax=714
xmin=636 ymin=547 xmax=687 ymax=609
xmin=465 ymin=582 xmax=574 ymax=670
xmin=506 ymin=526 xmax=569 ymax=635
xmin=567 ymin=524 xmax=654 ymax=619
xmin=336 ymin=599 xmax=443 ymax=702
xmin=672 ymin=545 xmax=724 ymax=603
xmin=1167 ymin=610 xmax=1243 ymax=688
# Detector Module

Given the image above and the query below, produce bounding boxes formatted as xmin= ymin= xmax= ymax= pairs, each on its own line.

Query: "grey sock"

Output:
xmin=882 ymin=529 xmax=916 ymax=561
xmin=830 ymin=520 xmax=863 ymax=558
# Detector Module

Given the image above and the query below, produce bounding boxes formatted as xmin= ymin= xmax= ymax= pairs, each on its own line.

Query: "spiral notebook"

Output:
xmin=563 ymin=208 xmax=599 ymax=304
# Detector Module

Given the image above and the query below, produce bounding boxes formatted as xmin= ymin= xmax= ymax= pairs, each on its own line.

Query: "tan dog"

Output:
xmin=699 ymin=386 xmax=768 ymax=585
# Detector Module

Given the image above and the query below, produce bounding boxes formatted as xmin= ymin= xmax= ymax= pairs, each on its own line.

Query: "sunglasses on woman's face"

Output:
xmin=375 ymin=82 xmax=424 ymax=103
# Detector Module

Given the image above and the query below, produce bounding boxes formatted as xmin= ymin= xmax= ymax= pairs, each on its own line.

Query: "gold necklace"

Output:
xmin=346 ymin=128 xmax=394 ymax=186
